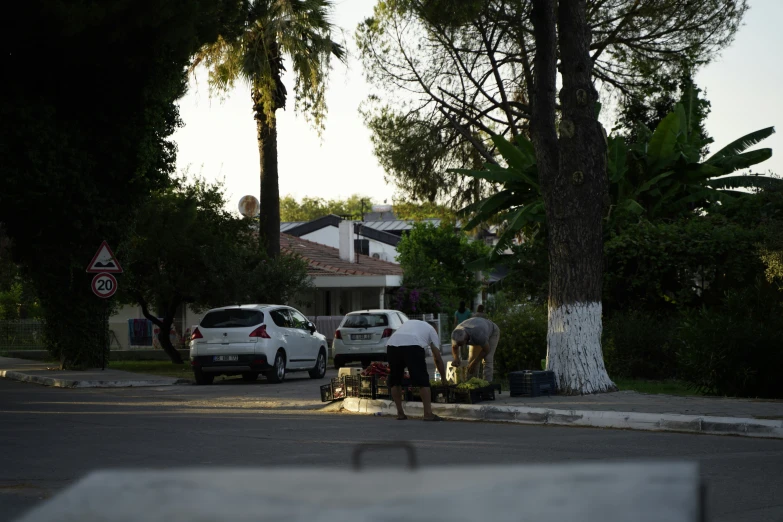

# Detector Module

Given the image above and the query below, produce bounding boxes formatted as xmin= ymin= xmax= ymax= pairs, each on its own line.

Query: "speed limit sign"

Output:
xmin=91 ymin=272 xmax=118 ymax=299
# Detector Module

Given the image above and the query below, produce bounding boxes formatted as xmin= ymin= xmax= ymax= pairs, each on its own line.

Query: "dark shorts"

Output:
xmin=386 ymin=345 xmax=430 ymax=387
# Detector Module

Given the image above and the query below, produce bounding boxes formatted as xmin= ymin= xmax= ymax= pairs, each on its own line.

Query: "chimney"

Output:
xmin=338 ymin=220 xmax=355 ymax=263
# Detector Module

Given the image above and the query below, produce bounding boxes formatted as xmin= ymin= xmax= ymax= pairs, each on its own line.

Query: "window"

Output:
xmin=343 ymin=313 xmax=389 ymax=328
xmin=288 ymin=309 xmax=309 ymax=330
xmin=201 ymin=309 xmax=264 ymax=329
xmin=354 ymin=239 xmax=369 ymax=256
xmin=269 ymin=309 xmax=291 ymax=328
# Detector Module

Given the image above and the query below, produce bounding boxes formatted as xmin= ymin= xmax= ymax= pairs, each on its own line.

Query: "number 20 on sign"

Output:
xmin=91 ymin=273 xmax=118 ymax=299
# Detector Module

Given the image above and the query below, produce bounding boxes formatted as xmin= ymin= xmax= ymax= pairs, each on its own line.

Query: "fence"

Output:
xmin=408 ymin=312 xmax=451 ymax=350
xmin=0 ymin=319 xmax=189 ymax=352
xmin=0 ymin=320 xmax=45 ymax=351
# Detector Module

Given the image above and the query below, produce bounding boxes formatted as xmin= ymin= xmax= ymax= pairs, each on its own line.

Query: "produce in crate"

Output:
xmin=456 ymin=378 xmax=490 ymax=390
xmin=361 ymin=362 xmax=390 ymax=377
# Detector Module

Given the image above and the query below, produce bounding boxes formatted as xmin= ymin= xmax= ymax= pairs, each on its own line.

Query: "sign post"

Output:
xmin=87 ymin=241 xmax=123 ymax=370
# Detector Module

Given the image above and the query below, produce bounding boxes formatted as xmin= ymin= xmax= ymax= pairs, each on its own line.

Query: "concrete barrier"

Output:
xmin=342 ymin=398 xmax=783 ymax=439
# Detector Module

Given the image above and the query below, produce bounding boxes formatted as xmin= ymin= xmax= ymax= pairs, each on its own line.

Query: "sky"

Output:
xmin=173 ymin=0 xmax=783 ymax=212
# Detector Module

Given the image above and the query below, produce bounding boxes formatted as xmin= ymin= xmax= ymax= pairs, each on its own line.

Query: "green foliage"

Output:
xmin=489 ymin=304 xmax=548 ymax=376
xmin=0 ymin=0 xmax=241 ymax=368
xmin=280 ymin=194 xmax=372 ymax=221
xmin=395 ymin=223 xmax=488 ymax=313
xmin=602 ymin=312 xmax=677 ymax=380
xmin=357 ymin=0 xmax=747 ymax=205
xmin=615 ymin=74 xmax=713 ymax=158
xmin=359 ymin=101 xmax=488 ymax=208
xmin=490 ymin=240 xmax=549 ymax=305
xmin=454 ymin=134 xmax=544 ymax=256
xmin=456 ymin=377 xmax=490 ymax=390
xmin=458 ymin=101 xmax=777 ymax=263
xmin=604 ymin=216 xmax=767 ymax=312
xmin=120 ymin=176 xmax=312 ymax=361
xmin=193 ymin=0 xmax=345 ymax=130
xmin=279 ymin=194 xmax=455 ymax=222
xmin=676 ymin=281 xmax=783 ymax=398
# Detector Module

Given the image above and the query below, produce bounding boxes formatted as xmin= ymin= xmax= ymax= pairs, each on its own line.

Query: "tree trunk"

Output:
xmin=137 ymin=296 xmax=184 ymax=364
xmin=530 ymin=0 xmax=615 ymax=395
xmin=253 ymin=92 xmax=281 ymax=260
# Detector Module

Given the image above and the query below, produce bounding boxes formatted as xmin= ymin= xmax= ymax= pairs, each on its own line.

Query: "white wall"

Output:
xmin=301 ymin=225 xmax=400 ymax=263
xmin=302 ymin=226 xmax=339 ymax=248
xmin=367 ymin=240 xmax=398 ymax=263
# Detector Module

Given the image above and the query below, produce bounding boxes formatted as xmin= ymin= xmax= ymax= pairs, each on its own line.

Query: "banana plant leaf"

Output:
xmin=706 ymin=127 xmax=776 ymax=164
xmin=707 ymin=174 xmax=783 ymax=191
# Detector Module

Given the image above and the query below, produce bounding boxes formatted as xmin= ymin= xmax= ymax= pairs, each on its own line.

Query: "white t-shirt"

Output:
xmin=387 ymin=319 xmax=440 ymax=349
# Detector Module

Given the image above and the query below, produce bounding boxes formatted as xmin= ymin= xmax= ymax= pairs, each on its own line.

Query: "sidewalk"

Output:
xmin=0 ymin=356 xmax=187 ymax=388
xmin=342 ymin=389 xmax=783 ymax=440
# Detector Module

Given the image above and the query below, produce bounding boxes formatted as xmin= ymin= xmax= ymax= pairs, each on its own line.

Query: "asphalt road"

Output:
xmin=1 ymin=378 xmax=782 ymax=522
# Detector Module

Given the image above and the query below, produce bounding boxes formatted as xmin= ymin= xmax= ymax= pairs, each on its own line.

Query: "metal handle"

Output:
xmin=351 ymin=441 xmax=419 ymax=471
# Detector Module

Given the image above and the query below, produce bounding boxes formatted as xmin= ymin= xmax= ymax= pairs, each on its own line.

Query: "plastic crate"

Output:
xmin=331 ymin=377 xmax=346 ymax=400
xmin=343 ymin=375 xmax=360 ymax=398
xmin=375 ymin=375 xmax=391 ymax=399
xmin=320 ymin=383 xmax=335 ymax=402
xmin=359 ymin=374 xmax=391 ymax=399
xmin=405 ymin=385 xmax=450 ymax=404
xmin=449 ymin=385 xmax=495 ymax=404
xmin=509 ymin=370 xmax=557 ymax=397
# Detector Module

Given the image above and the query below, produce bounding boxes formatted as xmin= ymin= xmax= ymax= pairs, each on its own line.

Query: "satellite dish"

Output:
xmin=371 ymin=204 xmax=393 ymax=213
xmin=238 ymin=195 xmax=260 ymax=218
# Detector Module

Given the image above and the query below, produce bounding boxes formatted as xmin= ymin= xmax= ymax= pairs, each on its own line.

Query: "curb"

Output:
xmin=0 ymin=370 xmax=186 ymax=388
xmin=341 ymin=398 xmax=783 ymax=439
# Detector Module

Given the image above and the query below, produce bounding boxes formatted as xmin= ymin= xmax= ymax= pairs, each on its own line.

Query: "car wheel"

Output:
xmin=242 ymin=372 xmax=259 ymax=382
xmin=334 ymin=356 xmax=343 ymax=370
xmin=265 ymin=351 xmax=286 ymax=384
xmin=194 ymin=368 xmax=214 ymax=385
xmin=309 ymin=349 xmax=327 ymax=379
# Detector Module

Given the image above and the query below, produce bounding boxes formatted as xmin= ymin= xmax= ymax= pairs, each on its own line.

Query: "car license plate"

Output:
xmin=213 ymin=355 xmax=238 ymax=362
xmin=351 ymin=334 xmax=372 ymax=340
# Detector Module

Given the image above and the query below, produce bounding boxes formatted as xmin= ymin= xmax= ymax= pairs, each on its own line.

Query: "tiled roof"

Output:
xmin=280 ymin=234 xmax=403 ymax=277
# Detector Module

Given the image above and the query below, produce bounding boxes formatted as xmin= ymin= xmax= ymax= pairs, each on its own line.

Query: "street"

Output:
xmin=1 ymin=378 xmax=782 ymax=522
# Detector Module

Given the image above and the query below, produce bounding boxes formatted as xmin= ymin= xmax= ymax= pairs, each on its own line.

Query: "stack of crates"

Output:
xmin=509 ymin=370 xmax=557 ymax=397
xmin=320 ymin=377 xmax=348 ymax=402
xmin=359 ymin=375 xmax=391 ymax=399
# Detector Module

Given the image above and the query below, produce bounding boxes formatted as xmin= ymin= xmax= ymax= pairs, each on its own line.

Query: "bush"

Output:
xmin=490 ymin=304 xmax=547 ymax=376
xmin=602 ymin=311 xmax=677 ymax=380
xmin=675 ymin=282 xmax=783 ymax=398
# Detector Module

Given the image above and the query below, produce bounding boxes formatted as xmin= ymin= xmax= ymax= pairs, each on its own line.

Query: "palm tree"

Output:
xmin=192 ymin=0 xmax=345 ymax=257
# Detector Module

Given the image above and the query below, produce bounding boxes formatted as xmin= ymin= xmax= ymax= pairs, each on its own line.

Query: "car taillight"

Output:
xmin=382 ymin=328 xmax=393 ymax=338
xmin=334 ymin=329 xmax=342 ymax=340
xmin=191 ymin=327 xmax=203 ymax=341
xmin=249 ymin=325 xmax=271 ymax=339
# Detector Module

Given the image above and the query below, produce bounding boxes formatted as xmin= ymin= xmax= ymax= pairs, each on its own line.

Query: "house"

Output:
xmin=281 ymin=214 xmax=442 ymax=263
xmin=281 ymin=226 xmax=403 ymax=315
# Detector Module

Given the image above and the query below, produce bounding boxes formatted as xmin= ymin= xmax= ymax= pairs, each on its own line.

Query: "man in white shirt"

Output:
xmin=386 ymin=319 xmax=447 ymax=421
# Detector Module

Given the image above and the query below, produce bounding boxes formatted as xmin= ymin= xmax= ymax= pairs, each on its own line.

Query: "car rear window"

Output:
xmin=343 ymin=313 xmax=389 ymax=328
xmin=200 ymin=309 xmax=264 ymax=329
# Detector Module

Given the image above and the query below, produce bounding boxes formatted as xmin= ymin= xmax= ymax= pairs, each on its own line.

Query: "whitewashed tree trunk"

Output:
xmin=530 ymin=0 xmax=616 ymax=395
xmin=547 ymin=302 xmax=615 ymax=394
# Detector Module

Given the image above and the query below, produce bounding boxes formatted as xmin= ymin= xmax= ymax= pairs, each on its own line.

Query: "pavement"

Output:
xmin=0 ymin=378 xmax=781 ymax=522
xmin=2 ymin=355 xmax=782 ymax=439
xmin=0 ymin=357 xmax=186 ymax=388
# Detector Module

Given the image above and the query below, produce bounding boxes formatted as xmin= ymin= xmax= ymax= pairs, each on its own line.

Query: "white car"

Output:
xmin=189 ymin=304 xmax=328 ymax=385
xmin=331 ymin=309 xmax=409 ymax=369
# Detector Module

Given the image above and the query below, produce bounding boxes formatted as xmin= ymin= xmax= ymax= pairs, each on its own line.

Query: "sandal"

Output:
xmin=422 ymin=414 xmax=444 ymax=422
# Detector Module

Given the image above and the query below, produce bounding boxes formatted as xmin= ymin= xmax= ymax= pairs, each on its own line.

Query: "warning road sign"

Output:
xmin=87 ymin=241 xmax=123 ymax=273
xmin=91 ymin=273 xmax=118 ymax=298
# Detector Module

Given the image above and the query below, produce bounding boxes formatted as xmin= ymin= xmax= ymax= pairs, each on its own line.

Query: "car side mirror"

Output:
xmin=307 ymin=322 xmax=316 ymax=334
